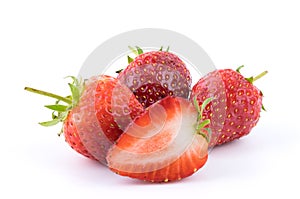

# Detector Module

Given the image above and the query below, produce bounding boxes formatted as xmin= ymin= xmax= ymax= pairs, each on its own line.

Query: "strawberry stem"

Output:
xmin=253 ymin=71 xmax=268 ymax=82
xmin=24 ymin=87 xmax=72 ymax=104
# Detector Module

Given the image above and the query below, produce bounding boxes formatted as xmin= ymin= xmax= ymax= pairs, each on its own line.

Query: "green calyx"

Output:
xmin=193 ymin=96 xmax=214 ymax=143
xmin=24 ymin=76 xmax=84 ymax=135
xmin=236 ymin=65 xmax=268 ymax=111
xmin=127 ymin=46 xmax=170 ymax=64
xmin=127 ymin=46 xmax=144 ymax=64
xmin=116 ymin=46 xmax=172 ymax=73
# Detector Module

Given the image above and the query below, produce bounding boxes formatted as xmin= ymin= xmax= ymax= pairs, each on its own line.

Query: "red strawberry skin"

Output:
xmin=117 ymin=51 xmax=192 ymax=108
xmin=107 ymin=97 xmax=208 ymax=182
xmin=191 ymin=69 xmax=263 ymax=146
xmin=63 ymin=75 xmax=144 ymax=163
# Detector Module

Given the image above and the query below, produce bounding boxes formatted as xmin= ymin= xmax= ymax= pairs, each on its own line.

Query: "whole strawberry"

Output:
xmin=25 ymin=75 xmax=144 ymax=164
xmin=117 ymin=47 xmax=192 ymax=108
xmin=190 ymin=66 xmax=267 ymax=146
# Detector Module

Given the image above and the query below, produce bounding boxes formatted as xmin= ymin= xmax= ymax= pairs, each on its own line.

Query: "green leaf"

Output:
xmin=136 ymin=46 xmax=143 ymax=55
xmin=197 ymin=119 xmax=211 ymax=130
xmin=116 ymin=68 xmax=123 ymax=74
xmin=68 ymin=83 xmax=80 ymax=105
xmin=45 ymin=104 xmax=68 ymax=112
xmin=193 ymin=96 xmax=201 ymax=113
xmin=59 ymin=111 xmax=69 ymax=121
xmin=159 ymin=46 xmax=163 ymax=51
xmin=39 ymin=119 xmax=60 ymax=127
xmin=166 ymin=46 xmax=170 ymax=52
xmin=236 ymin=65 xmax=244 ymax=73
xmin=262 ymin=104 xmax=267 ymax=111
xmin=127 ymin=56 xmax=134 ymax=64
xmin=52 ymin=111 xmax=58 ymax=119
xmin=204 ymin=127 xmax=212 ymax=142
xmin=128 ymin=46 xmax=138 ymax=55
xmin=200 ymin=97 xmax=214 ymax=118
xmin=198 ymin=132 xmax=209 ymax=143
xmin=245 ymin=76 xmax=254 ymax=83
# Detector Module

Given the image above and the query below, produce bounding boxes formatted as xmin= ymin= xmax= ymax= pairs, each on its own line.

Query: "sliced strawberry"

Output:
xmin=106 ymin=96 xmax=208 ymax=182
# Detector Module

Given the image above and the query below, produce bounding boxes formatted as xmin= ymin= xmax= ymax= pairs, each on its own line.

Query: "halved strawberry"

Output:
xmin=25 ymin=75 xmax=144 ymax=164
xmin=106 ymin=96 xmax=210 ymax=182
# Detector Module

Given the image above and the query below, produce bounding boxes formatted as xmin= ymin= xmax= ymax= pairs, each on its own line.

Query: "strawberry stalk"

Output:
xmin=24 ymin=87 xmax=72 ymax=104
xmin=24 ymin=76 xmax=83 ymax=131
xmin=252 ymin=71 xmax=268 ymax=82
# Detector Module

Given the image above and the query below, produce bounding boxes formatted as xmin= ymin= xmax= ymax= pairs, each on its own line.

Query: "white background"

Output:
xmin=1 ymin=0 xmax=300 ymax=198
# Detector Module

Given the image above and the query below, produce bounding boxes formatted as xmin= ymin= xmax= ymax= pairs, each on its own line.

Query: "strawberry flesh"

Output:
xmin=107 ymin=96 xmax=208 ymax=182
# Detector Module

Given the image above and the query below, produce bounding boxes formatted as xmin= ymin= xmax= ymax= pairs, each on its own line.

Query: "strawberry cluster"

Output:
xmin=25 ymin=47 xmax=266 ymax=183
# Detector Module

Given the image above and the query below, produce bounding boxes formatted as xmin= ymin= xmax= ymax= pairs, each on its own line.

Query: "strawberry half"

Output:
xmin=191 ymin=66 xmax=267 ymax=146
xmin=117 ymin=48 xmax=192 ymax=108
xmin=25 ymin=75 xmax=144 ymax=164
xmin=107 ymin=96 xmax=210 ymax=182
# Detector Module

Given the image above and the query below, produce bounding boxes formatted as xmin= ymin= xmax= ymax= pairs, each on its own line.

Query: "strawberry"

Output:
xmin=25 ymin=75 xmax=144 ymax=164
xmin=190 ymin=66 xmax=267 ymax=146
xmin=106 ymin=96 xmax=211 ymax=182
xmin=117 ymin=48 xmax=192 ymax=108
